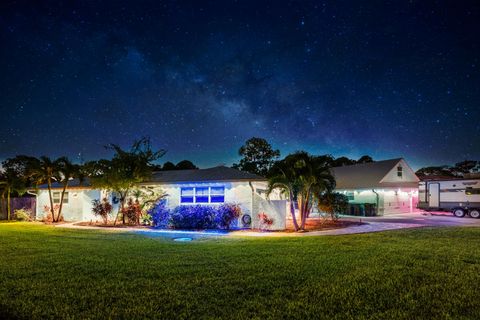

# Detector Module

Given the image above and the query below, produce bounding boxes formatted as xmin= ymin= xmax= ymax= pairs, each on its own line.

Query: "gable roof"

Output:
xmin=331 ymin=158 xmax=418 ymax=189
xmin=147 ymin=166 xmax=266 ymax=184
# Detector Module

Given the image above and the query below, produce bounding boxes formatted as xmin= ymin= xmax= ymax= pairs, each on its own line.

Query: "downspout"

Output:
xmin=372 ymin=189 xmax=379 ymax=216
xmin=248 ymin=181 xmax=255 ymax=229
xmin=26 ymin=189 xmax=38 ymax=220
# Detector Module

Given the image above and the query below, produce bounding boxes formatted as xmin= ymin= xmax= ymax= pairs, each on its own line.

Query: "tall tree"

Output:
xmin=162 ymin=161 xmax=176 ymax=171
xmin=55 ymin=157 xmax=82 ymax=222
xmin=331 ymin=156 xmax=356 ymax=167
xmin=357 ymin=155 xmax=374 ymax=164
xmin=1 ymin=156 xmax=35 ymax=220
xmin=28 ymin=156 xmax=62 ymax=222
xmin=175 ymin=160 xmax=198 ymax=170
xmin=415 ymin=166 xmax=455 ymax=178
xmin=86 ymin=138 xmax=165 ymax=225
xmin=267 ymin=152 xmax=335 ymax=231
xmin=454 ymin=160 xmax=479 ymax=175
xmin=233 ymin=137 xmax=280 ymax=176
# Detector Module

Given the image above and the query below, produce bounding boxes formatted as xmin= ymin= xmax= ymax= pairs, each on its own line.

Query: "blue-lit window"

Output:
xmin=180 ymin=187 xmax=194 ymax=203
xmin=180 ymin=186 xmax=225 ymax=204
xmin=210 ymin=186 xmax=225 ymax=203
xmin=195 ymin=187 xmax=209 ymax=203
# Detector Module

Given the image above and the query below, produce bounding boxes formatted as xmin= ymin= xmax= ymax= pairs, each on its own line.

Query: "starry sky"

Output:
xmin=0 ymin=0 xmax=479 ymax=169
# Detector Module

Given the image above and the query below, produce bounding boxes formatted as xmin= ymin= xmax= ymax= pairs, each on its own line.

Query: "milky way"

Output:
xmin=0 ymin=1 xmax=479 ymax=169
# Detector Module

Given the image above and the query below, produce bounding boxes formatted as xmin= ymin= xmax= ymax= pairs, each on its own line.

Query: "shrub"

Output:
xmin=317 ymin=192 xmax=349 ymax=221
xmin=122 ymin=198 xmax=142 ymax=225
xmin=148 ymin=200 xmax=170 ymax=228
xmin=14 ymin=208 xmax=32 ymax=221
xmin=216 ymin=204 xmax=242 ymax=230
xmin=42 ymin=205 xmax=62 ymax=222
xmin=91 ymin=198 xmax=113 ymax=225
xmin=258 ymin=212 xmax=274 ymax=230
xmin=170 ymin=205 xmax=217 ymax=229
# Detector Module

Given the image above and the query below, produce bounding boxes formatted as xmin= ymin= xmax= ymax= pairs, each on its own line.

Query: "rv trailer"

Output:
xmin=418 ymin=178 xmax=480 ymax=218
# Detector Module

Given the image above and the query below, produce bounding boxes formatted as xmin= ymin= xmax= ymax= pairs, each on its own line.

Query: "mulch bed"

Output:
xmin=285 ymin=218 xmax=365 ymax=232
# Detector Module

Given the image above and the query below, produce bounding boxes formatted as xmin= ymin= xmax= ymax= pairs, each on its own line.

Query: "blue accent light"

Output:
xmin=180 ymin=185 xmax=225 ymax=204
xmin=180 ymin=187 xmax=194 ymax=203
xmin=210 ymin=196 xmax=225 ymax=203
xmin=195 ymin=187 xmax=209 ymax=203
xmin=173 ymin=237 xmax=193 ymax=242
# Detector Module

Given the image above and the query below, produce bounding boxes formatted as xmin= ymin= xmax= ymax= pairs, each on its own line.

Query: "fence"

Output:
xmin=0 ymin=197 xmax=36 ymax=220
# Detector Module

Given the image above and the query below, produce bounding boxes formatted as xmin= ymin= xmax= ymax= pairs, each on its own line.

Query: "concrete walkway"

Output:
xmin=229 ymin=221 xmax=423 ymax=237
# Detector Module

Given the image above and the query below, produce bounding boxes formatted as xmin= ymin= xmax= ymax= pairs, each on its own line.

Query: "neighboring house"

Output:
xmin=35 ymin=166 xmax=287 ymax=230
xmin=330 ymin=158 xmax=419 ymax=215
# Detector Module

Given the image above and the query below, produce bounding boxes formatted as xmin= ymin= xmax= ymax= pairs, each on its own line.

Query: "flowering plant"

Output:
xmin=91 ymin=198 xmax=113 ymax=225
xmin=258 ymin=212 xmax=274 ymax=230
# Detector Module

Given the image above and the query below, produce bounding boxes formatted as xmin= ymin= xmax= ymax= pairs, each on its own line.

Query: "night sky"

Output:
xmin=1 ymin=1 xmax=479 ymax=169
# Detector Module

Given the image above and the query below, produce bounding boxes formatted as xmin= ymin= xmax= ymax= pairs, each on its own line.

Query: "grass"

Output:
xmin=0 ymin=223 xmax=479 ymax=319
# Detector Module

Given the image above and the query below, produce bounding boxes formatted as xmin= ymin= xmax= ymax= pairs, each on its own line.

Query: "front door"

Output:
xmin=428 ymin=183 xmax=440 ymax=208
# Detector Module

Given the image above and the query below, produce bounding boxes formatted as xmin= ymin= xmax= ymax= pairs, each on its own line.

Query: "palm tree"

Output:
xmin=56 ymin=157 xmax=81 ymax=222
xmin=267 ymin=152 xmax=335 ymax=231
xmin=86 ymin=138 xmax=166 ymax=225
xmin=28 ymin=156 xmax=62 ymax=222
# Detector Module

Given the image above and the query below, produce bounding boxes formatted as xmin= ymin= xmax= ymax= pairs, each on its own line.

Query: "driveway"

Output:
xmin=344 ymin=211 xmax=480 ymax=227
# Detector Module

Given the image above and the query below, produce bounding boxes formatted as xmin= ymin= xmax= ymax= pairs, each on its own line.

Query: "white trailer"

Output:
xmin=418 ymin=178 xmax=480 ymax=218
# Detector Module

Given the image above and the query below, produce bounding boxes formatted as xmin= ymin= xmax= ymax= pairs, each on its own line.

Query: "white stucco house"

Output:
xmin=330 ymin=158 xmax=419 ymax=215
xmin=35 ymin=166 xmax=287 ymax=230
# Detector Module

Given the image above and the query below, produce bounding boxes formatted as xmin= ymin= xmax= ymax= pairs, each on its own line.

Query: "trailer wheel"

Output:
xmin=453 ymin=208 xmax=465 ymax=218
xmin=469 ymin=209 xmax=480 ymax=219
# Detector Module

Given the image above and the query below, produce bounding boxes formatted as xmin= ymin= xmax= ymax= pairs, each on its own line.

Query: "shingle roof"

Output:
xmin=36 ymin=166 xmax=265 ymax=189
xmin=331 ymin=158 xmax=417 ymax=189
xmin=36 ymin=178 xmax=91 ymax=189
xmin=147 ymin=166 xmax=266 ymax=183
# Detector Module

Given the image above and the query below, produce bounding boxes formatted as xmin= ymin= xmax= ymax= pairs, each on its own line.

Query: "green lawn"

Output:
xmin=0 ymin=223 xmax=479 ymax=319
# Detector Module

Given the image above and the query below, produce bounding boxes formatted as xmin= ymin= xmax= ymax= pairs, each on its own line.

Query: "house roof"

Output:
xmin=331 ymin=158 xmax=418 ymax=189
xmin=146 ymin=166 xmax=266 ymax=184
xmin=36 ymin=166 xmax=265 ymax=189
xmin=36 ymin=178 xmax=92 ymax=190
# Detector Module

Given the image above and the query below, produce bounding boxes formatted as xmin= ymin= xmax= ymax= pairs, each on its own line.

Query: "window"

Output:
xmin=52 ymin=191 xmax=69 ymax=204
xmin=466 ymin=187 xmax=480 ymax=195
xmin=210 ymin=186 xmax=225 ymax=203
xmin=180 ymin=187 xmax=194 ymax=203
xmin=180 ymin=186 xmax=225 ymax=204
xmin=397 ymin=166 xmax=403 ymax=177
xmin=195 ymin=187 xmax=209 ymax=203
xmin=346 ymin=192 xmax=354 ymax=201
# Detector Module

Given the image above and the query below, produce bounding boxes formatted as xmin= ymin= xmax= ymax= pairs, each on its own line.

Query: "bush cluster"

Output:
xmin=14 ymin=208 xmax=32 ymax=221
xmin=148 ymin=203 xmax=242 ymax=230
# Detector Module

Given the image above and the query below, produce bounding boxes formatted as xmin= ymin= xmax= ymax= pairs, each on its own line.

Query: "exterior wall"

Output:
xmin=251 ymin=194 xmax=287 ymax=230
xmin=153 ymin=181 xmax=256 ymax=228
xmin=81 ymin=190 xmax=102 ymax=221
xmin=35 ymin=180 xmax=275 ymax=228
xmin=381 ymin=188 xmax=418 ymax=214
xmin=36 ymin=189 xmax=100 ymax=222
xmin=337 ymin=188 xmax=418 ymax=215
xmin=381 ymin=159 xmax=419 ymax=184
xmin=65 ymin=190 xmax=84 ymax=221
xmin=36 ymin=190 xmax=48 ymax=220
